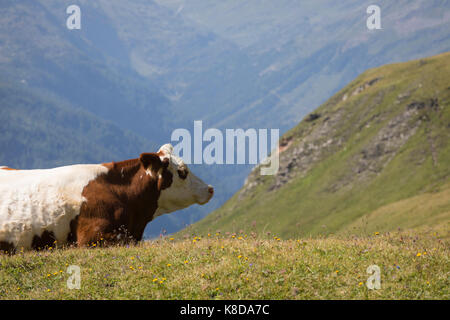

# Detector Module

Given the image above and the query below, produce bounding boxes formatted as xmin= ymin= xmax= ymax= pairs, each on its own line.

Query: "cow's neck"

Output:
xmin=103 ymin=159 xmax=160 ymax=240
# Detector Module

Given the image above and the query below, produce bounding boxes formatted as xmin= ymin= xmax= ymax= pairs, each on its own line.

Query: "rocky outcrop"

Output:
xmin=240 ymin=80 xmax=440 ymax=198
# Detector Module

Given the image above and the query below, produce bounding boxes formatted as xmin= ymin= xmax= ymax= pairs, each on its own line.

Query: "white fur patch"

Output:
xmin=0 ymin=164 xmax=108 ymax=249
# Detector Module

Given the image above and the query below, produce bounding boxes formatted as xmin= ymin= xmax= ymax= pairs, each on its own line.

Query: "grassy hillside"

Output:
xmin=0 ymin=229 xmax=448 ymax=299
xmin=183 ymin=52 xmax=450 ymax=238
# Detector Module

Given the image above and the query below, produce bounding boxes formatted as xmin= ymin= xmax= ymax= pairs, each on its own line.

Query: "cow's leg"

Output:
xmin=75 ymin=217 xmax=114 ymax=247
xmin=32 ymin=230 xmax=57 ymax=250
xmin=0 ymin=241 xmax=15 ymax=255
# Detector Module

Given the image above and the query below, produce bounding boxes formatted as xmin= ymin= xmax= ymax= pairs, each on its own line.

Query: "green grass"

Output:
xmin=184 ymin=52 xmax=450 ymax=239
xmin=0 ymin=229 xmax=448 ymax=300
xmin=344 ymin=186 xmax=450 ymax=234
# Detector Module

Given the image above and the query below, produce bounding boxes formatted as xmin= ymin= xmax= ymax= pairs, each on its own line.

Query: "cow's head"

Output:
xmin=154 ymin=144 xmax=214 ymax=216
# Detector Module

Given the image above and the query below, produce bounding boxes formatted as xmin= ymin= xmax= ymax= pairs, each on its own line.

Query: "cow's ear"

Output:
xmin=158 ymin=160 xmax=173 ymax=190
xmin=161 ymin=158 xmax=169 ymax=169
xmin=139 ymin=153 xmax=161 ymax=170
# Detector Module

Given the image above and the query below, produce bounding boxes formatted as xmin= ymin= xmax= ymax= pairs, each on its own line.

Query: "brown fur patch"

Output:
xmin=74 ymin=154 xmax=172 ymax=246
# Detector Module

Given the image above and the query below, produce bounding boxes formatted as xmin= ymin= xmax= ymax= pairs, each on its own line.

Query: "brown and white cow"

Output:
xmin=0 ymin=144 xmax=213 ymax=253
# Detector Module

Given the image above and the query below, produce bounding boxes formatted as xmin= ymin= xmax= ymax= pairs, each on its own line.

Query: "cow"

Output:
xmin=0 ymin=144 xmax=213 ymax=253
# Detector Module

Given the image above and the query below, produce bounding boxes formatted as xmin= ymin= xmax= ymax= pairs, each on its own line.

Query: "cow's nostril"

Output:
xmin=208 ymin=186 xmax=214 ymax=195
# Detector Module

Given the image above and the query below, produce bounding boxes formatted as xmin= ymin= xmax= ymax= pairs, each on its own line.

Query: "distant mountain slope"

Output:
xmin=184 ymin=52 xmax=450 ymax=237
xmin=157 ymin=0 xmax=450 ymax=132
xmin=0 ymin=0 xmax=171 ymax=143
xmin=0 ymin=82 xmax=155 ymax=169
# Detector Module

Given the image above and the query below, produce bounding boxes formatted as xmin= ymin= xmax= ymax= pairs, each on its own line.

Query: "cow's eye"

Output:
xmin=177 ymin=169 xmax=188 ymax=180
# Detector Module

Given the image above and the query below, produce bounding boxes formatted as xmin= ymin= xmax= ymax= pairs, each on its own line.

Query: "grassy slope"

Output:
xmin=183 ymin=52 xmax=450 ymax=238
xmin=0 ymin=229 xmax=448 ymax=299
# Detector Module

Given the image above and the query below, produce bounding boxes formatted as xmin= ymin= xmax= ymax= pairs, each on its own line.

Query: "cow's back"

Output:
xmin=0 ymin=164 xmax=108 ymax=249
